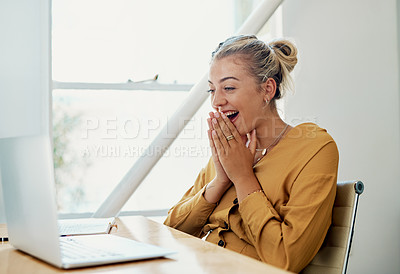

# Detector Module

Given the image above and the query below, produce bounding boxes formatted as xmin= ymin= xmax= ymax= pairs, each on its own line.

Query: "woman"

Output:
xmin=164 ymin=35 xmax=339 ymax=272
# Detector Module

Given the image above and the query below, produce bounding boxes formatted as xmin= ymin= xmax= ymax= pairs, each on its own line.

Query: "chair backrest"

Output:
xmin=301 ymin=180 xmax=364 ymax=274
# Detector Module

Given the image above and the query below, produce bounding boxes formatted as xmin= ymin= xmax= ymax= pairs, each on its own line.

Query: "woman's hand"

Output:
xmin=210 ymin=112 xmax=262 ymax=202
xmin=210 ymin=112 xmax=256 ymax=182
xmin=207 ymin=112 xmax=231 ymax=184
xmin=204 ymin=112 xmax=232 ymax=203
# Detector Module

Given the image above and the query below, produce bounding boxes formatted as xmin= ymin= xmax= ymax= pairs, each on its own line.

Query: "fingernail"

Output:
xmin=215 ymin=112 xmax=220 ymax=118
xmin=212 ymin=118 xmax=217 ymax=124
xmin=221 ymin=112 xmax=226 ymax=118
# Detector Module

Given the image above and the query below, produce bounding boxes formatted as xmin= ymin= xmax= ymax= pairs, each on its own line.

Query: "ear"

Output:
xmin=262 ymin=78 xmax=277 ymax=102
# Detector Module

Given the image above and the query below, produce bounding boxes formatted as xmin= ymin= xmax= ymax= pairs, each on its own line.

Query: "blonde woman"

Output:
xmin=164 ymin=35 xmax=338 ymax=272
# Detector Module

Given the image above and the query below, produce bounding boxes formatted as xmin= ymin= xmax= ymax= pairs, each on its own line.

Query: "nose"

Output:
xmin=211 ymin=89 xmax=227 ymax=110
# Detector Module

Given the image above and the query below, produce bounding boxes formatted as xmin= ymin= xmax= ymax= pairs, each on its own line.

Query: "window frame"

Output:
xmin=51 ymin=0 xmax=282 ymax=219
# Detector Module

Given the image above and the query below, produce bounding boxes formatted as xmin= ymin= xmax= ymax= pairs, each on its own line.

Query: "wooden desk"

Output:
xmin=0 ymin=216 xmax=291 ymax=273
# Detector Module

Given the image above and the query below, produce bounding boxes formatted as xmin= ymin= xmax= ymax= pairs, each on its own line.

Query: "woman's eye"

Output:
xmin=207 ymin=89 xmax=215 ymax=93
xmin=224 ymin=87 xmax=235 ymax=91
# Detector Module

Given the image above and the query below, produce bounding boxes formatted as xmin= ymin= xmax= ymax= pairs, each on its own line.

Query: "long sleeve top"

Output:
xmin=164 ymin=123 xmax=339 ymax=273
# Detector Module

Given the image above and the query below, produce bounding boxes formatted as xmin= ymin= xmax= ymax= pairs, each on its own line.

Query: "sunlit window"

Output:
xmin=52 ymin=0 xmax=281 ymax=214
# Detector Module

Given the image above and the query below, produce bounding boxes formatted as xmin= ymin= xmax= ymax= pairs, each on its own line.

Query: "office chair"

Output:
xmin=301 ymin=180 xmax=364 ymax=274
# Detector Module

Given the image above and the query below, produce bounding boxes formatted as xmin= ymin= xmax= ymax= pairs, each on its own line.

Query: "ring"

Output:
xmin=226 ymin=135 xmax=235 ymax=141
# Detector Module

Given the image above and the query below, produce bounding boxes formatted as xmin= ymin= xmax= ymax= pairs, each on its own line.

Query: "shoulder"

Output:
xmin=287 ymin=123 xmax=336 ymax=146
xmin=284 ymin=122 xmax=338 ymax=161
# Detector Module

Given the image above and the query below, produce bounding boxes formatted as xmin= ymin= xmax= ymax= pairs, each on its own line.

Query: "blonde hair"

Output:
xmin=211 ymin=35 xmax=298 ymax=101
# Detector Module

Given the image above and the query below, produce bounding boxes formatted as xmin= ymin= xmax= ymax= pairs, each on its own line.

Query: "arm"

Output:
xmin=165 ymin=111 xmax=234 ymax=236
xmin=238 ymin=141 xmax=338 ymax=272
xmin=164 ymin=165 xmax=218 ymax=238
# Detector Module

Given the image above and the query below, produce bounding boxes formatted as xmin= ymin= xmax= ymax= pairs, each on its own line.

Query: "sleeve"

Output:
xmin=238 ymin=141 xmax=338 ymax=272
xmin=163 ymin=165 xmax=217 ymax=238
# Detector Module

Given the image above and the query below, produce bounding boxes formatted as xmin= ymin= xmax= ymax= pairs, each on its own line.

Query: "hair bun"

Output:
xmin=268 ymin=39 xmax=298 ymax=73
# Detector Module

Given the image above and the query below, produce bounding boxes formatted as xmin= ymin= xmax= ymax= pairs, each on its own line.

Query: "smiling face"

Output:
xmin=208 ymin=55 xmax=268 ymax=136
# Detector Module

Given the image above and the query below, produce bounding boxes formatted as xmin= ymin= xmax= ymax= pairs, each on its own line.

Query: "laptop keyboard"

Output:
xmin=60 ymin=237 xmax=122 ymax=260
xmin=58 ymin=218 xmax=114 ymax=236
xmin=59 ymin=223 xmax=107 ymax=236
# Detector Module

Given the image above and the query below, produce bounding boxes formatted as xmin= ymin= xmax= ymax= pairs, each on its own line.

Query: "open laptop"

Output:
xmin=0 ymin=134 xmax=175 ymax=269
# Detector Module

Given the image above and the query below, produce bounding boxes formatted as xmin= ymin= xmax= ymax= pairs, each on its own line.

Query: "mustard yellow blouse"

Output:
xmin=164 ymin=123 xmax=339 ymax=272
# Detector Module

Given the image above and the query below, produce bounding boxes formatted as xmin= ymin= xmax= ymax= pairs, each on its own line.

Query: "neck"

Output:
xmin=254 ymin=114 xmax=288 ymax=149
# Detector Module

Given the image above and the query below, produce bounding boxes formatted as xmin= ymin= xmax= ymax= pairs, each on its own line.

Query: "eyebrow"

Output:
xmin=208 ymin=76 xmax=239 ymax=85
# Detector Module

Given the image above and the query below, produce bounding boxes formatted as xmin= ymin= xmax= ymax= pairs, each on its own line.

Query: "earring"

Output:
xmin=265 ymin=98 xmax=269 ymax=104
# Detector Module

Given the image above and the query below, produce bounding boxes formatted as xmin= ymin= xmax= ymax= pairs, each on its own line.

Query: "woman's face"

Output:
xmin=208 ymin=56 xmax=266 ymax=136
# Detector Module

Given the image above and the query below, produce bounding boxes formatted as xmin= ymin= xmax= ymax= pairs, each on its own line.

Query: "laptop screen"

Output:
xmin=0 ymin=134 xmax=62 ymax=265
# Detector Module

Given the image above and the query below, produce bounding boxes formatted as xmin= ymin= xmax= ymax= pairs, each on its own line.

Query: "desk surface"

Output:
xmin=0 ymin=216 xmax=290 ymax=273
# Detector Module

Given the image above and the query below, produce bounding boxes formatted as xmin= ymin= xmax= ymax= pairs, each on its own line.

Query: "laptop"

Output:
xmin=0 ymin=134 xmax=175 ymax=269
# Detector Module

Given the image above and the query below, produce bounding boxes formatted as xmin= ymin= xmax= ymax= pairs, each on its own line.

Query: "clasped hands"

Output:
xmin=206 ymin=111 xmax=261 ymax=203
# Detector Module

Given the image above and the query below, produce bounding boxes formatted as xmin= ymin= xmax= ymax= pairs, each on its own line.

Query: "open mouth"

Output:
xmin=225 ymin=111 xmax=239 ymax=122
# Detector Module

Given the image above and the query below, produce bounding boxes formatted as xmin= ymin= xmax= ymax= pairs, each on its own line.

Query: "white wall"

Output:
xmin=282 ymin=0 xmax=400 ymax=273
xmin=0 ymin=0 xmax=51 ymax=223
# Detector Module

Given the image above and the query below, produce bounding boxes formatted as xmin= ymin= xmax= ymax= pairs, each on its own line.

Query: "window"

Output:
xmin=52 ymin=0 xmax=282 ymax=215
